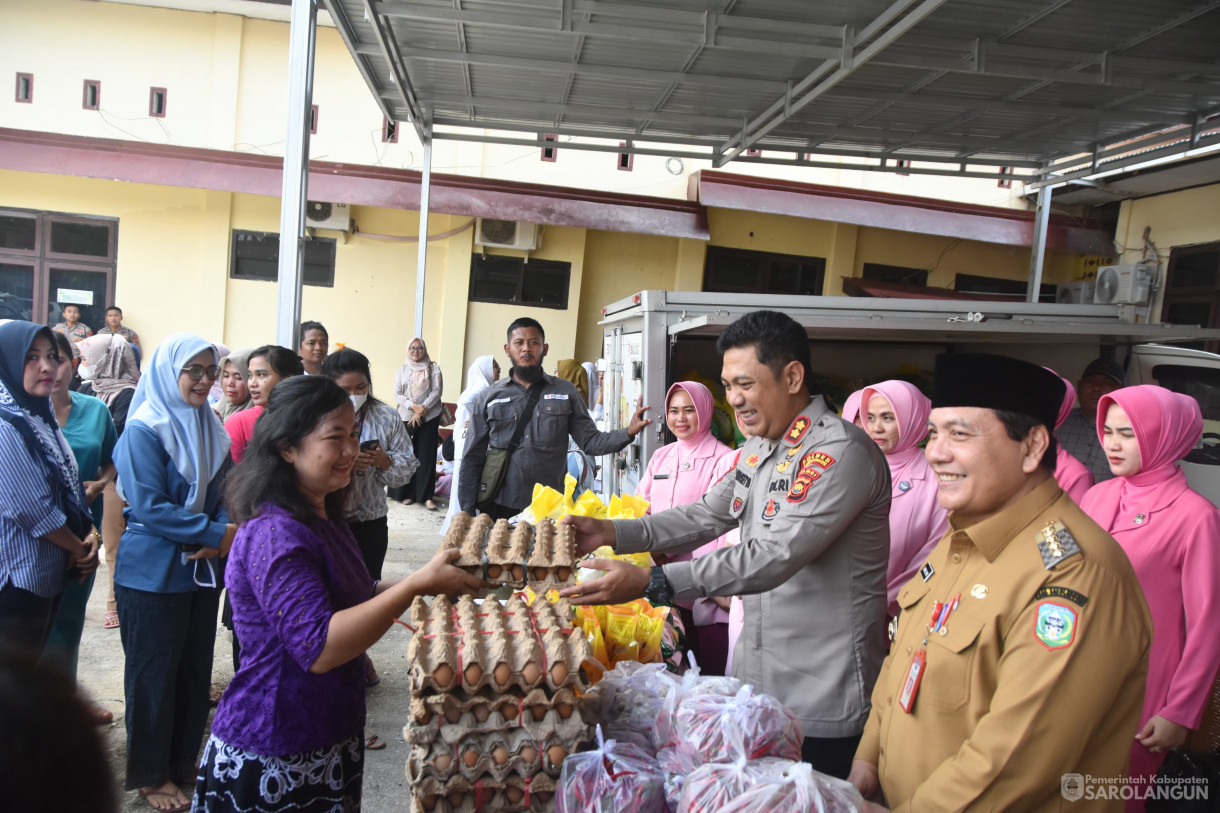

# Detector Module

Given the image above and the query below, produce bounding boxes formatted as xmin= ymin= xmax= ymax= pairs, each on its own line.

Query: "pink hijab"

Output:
xmin=841 ymin=389 xmax=864 ymax=424
xmin=667 ymin=381 xmax=715 ymax=450
xmin=1088 ymin=385 xmax=1202 ymax=531
xmin=861 ymin=380 xmax=931 ymax=469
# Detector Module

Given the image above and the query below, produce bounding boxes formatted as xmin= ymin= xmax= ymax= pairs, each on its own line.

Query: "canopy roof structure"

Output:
xmin=327 ymin=0 xmax=1220 ymax=185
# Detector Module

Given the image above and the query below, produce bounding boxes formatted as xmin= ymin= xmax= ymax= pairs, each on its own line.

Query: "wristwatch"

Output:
xmin=643 ymin=566 xmax=672 ymax=607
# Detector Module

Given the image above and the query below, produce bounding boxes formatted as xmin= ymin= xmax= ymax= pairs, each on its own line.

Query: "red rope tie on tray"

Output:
xmin=474 ymin=779 xmax=485 ymax=810
xmin=522 ymin=774 xmax=531 ymax=805
xmin=525 ymin=607 xmax=549 ymax=683
xmin=394 ymin=618 xmax=416 ymax=632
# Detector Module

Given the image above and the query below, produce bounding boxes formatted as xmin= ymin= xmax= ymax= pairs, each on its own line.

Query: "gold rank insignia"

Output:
xmin=775 ymin=443 xmax=804 ymax=474
xmin=1037 ymin=520 xmax=1082 ymax=570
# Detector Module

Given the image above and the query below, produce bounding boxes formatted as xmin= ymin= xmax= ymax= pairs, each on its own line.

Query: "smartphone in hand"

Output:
xmin=360 ymin=439 xmax=381 ymax=452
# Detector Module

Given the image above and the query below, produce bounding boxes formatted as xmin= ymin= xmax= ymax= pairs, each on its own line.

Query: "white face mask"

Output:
xmin=79 ymin=363 xmax=98 ymax=381
xmin=350 ymin=392 xmax=368 ymax=411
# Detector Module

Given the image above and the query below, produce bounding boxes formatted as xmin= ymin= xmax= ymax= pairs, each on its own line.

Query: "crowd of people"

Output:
xmin=2 ymin=305 xmax=1219 ymax=812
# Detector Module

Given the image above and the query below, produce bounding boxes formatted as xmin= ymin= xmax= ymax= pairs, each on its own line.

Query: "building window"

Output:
xmin=1161 ymin=242 xmax=1220 ymax=353
xmin=617 ymin=143 xmax=633 ymax=172
xmin=229 ymin=230 xmax=337 ymax=288
xmin=997 ymin=166 xmax=1013 ymax=188
xmin=381 ymin=117 xmax=397 ymax=143
xmin=469 ymin=254 xmax=570 ymax=309
xmin=746 ymin=149 xmax=761 ymax=157
xmin=82 ymin=80 xmax=100 ymax=110
xmin=540 ymin=134 xmax=558 ymax=162
xmin=149 ymin=87 xmax=167 ymax=118
xmin=862 ymin=263 xmax=929 ymax=287
xmin=703 ymin=246 xmax=825 ymax=296
xmin=310 ymin=104 xmax=319 ymax=134
xmin=15 ymin=73 xmax=33 ymax=103
xmin=0 ymin=208 xmax=117 ymax=326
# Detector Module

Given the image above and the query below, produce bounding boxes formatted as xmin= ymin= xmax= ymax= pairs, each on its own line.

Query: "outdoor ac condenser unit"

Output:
xmin=474 ymin=218 xmax=540 ymax=251
xmin=305 ymin=201 xmax=352 ymax=231
xmin=1093 ymin=264 xmax=1152 ymax=306
xmin=1056 ymin=280 xmax=1096 ymax=304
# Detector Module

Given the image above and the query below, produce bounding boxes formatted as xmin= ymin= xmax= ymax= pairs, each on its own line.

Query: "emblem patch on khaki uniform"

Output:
xmin=786 ymin=451 xmax=835 ymax=503
xmin=761 ymin=498 xmax=779 ymax=521
xmin=1034 ymin=601 xmax=1077 ymax=649
xmin=1037 ymin=520 xmax=1081 ymax=570
xmin=731 ymin=496 xmax=744 ymax=514
xmin=745 ymin=454 xmax=760 ymax=467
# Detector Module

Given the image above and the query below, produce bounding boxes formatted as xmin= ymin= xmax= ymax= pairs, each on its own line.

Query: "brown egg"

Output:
xmin=487 ymin=564 xmax=502 ymax=579
xmin=556 ymin=567 xmax=571 ymax=582
xmin=491 ymin=745 xmax=509 ymax=765
xmin=464 ymin=663 xmax=483 ymax=688
xmin=421 ymin=794 xmax=437 ymax=810
xmin=493 ymin=662 xmax=512 ymax=687
xmin=448 ymin=790 xmax=465 ymax=806
xmin=535 ymin=791 xmax=553 ymax=803
xmin=511 ymin=565 xmax=523 ymax=581
xmin=533 ymin=567 xmax=548 ymax=581
xmin=546 ymin=744 xmax=567 ymax=766
xmin=550 ymin=662 xmax=569 ymax=686
xmin=529 ymin=704 xmax=547 ymax=722
xmin=444 ymin=702 xmax=462 ymax=724
xmin=500 ymin=701 xmax=518 ymax=722
xmin=518 ymin=745 xmax=537 ymax=764
xmin=472 ymin=704 xmax=490 ymax=723
xmin=521 ymin=662 xmax=542 ymax=686
xmin=462 ymin=748 xmax=480 ymax=768
xmin=432 ymin=753 xmax=452 ymax=772
xmin=415 ymin=707 xmax=432 ymax=725
xmin=556 ymin=702 xmax=573 ymax=719
xmin=432 ymin=663 xmax=454 ymax=689
xmin=506 ymin=787 xmax=524 ymax=803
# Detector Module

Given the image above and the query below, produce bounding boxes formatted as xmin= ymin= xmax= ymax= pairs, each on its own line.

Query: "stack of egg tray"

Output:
xmin=405 ymin=593 xmax=595 ymax=813
xmin=441 ymin=515 xmax=578 ymax=594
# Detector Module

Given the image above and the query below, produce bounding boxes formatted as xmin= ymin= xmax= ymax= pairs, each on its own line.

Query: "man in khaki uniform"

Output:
xmin=560 ymin=310 xmax=891 ymax=778
xmin=849 ymin=353 xmax=1152 ymax=812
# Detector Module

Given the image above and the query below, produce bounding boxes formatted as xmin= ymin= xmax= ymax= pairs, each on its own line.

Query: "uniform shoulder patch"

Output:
xmin=786 ymin=450 xmax=836 ymax=503
xmin=1037 ymin=520 xmax=1081 ymax=570
xmin=1034 ymin=586 xmax=1088 ymax=607
xmin=785 ymin=416 xmax=810 ymax=444
xmin=1034 ymin=601 xmax=1077 ymax=650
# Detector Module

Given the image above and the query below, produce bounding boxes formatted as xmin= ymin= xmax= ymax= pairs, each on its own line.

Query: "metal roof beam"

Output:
xmin=360 ymin=0 xmax=427 ymax=139
xmin=717 ymin=0 xmax=948 ymax=166
xmin=423 ymin=93 xmax=745 ymax=130
xmin=325 ymin=0 xmax=393 ymax=120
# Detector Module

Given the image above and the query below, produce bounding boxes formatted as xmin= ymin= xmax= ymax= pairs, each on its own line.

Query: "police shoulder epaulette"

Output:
xmin=1037 ymin=519 xmax=1081 ymax=570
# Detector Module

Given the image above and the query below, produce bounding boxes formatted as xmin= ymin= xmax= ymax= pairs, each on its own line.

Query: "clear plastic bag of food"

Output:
xmin=557 ymin=726 xmax=668 ymax=813
xmin=654 ymin=655 xmax=743 ymax=753
xmin=596 ymin=661 xmax=681 ymax=756
xmin=671 ymin=684 xmax=803 ymax=765
xmin=679 ymin=758 xmax=865 ymax=813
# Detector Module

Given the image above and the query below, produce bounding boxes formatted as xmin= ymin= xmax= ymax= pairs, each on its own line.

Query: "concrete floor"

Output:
xmin=80 ymin=499 xmax=447 ymax=812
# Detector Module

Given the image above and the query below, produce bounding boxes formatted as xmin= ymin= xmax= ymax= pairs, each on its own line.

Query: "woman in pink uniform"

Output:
xmin=636 ymin=381 xmax=732 ymax=673
xmin=1050 ymin=370 xmax=1093 ymax=501
xmin=841 ymin=389 xmax=864 ymax=426
xmin=861 ymin=380 xmax=949 ymax=617
xmin=1081 ymin=385 xmax=1220 ymax=805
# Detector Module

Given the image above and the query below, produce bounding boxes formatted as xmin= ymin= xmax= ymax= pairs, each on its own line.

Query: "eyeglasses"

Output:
xmin=181 ymin=364 xmax=222 ymax=382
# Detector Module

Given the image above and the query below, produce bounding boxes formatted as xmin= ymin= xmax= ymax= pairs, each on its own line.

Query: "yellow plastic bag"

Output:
xmin=605 ymin=605 xmax=640 ymax=664
xmin=572 ymin=490 xmax=608 ymax=519
xmin=636 ymin=606 xmax=667 ymax=663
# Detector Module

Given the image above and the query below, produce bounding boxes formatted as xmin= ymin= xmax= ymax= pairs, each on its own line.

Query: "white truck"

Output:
xmin=597 ymin=291 xmax=1220 ymax=506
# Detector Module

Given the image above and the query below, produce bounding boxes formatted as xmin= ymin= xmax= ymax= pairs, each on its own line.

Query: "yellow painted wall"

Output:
xmin=1116 ymin=184 xmax=1220 ymax=318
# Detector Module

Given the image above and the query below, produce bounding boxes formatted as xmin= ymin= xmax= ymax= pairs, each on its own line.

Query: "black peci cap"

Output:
xmin=932 ymin=353 xmax=1067 ymax=429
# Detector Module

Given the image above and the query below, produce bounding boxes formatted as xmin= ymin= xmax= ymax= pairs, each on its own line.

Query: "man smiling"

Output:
xmin=559 ymin=309 xmax=891 ymax=779
xmin=848 ymin=353 xmax=1152 ymax=813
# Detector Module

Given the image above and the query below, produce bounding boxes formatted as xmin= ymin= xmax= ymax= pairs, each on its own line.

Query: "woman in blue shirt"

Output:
xmin=0 ymin=321 xmax=97 ymax=655
xmin=113 ymin=333 xmax=237 ymax=812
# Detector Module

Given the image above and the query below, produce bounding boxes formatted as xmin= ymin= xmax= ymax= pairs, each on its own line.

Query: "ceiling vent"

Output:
xmin=474 ymin=218 xmax=540 ymax=251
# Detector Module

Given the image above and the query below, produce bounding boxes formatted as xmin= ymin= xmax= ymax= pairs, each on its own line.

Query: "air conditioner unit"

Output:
xmin=1056 ymin=280 xmax=1095 ymax=304
xmin=1093 ymin=264 xmax=1152 ymax=306
xmin=305 ymin=201 xmax=351 ymax=231
xmin=474 ymin=218 xmax=540 ymax=251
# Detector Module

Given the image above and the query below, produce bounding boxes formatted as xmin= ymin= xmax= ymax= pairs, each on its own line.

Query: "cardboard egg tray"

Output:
xmin=441 ymin=514 xmax=578 ymax=592
xmin=405 ymin=686 xmax=590 ymax=747
xmin=407 ymin=594 xmax=593 ymax=696
xmin=409 ymin=773 xmax=558 ymax=813
xmin=406 ymin=725 xmax=592 ymax=784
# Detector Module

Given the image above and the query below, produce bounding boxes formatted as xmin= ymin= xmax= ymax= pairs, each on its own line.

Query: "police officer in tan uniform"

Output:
xmin=559 ymin=310 xmax=892 ymax=779
xmin=849 ymin=353 xmax=1152 ymax=812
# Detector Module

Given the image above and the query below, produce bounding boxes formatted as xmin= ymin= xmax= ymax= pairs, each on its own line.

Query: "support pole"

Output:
xmin=1026 ymin=183 xmax=1051 ymax=303
xmin=275 ymin=0 xmax=317 ymax=349
xmin=413 ymin=137 xmax=432 ymax=339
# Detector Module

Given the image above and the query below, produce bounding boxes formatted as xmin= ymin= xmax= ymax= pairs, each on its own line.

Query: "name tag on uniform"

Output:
xmin=653 ymin=474 xmax=669 ymax=480
xmin=487 ymin=397 xmax=511 ymax=407
xmin=899 ymin=648 xmax=926 ymax=713
xmin=543 ymin=393 xmax=569 ymax=400
xmin=920 ymin=562 xmax=935 ymax=582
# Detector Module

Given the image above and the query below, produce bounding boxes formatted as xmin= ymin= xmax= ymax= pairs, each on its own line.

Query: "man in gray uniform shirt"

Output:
xmin=559 ymin=309 xmax=891 ymax=779
xmin=459 ymin=316 xmax=650 ymax=519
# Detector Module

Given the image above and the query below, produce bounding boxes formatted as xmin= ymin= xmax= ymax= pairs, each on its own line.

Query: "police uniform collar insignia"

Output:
xmin=1037 ymin=520 xmax=1081 ymax=570
xmin=761 ymin=498 xmax=779 ymax=522
xmin=744 ymin=454 xmax=761 ymax=467
xmin=785 ymin=415 xmax=810 ymax=444
xmin=775 ymin=442 xmax=803 ymax=474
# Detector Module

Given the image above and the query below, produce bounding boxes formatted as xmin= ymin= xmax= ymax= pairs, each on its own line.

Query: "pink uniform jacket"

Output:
xmin=636 ymin=382 xmax=732 ymax=623
xmin=1081 ymin=385 xmax=1220 ymax=797
xmin=862 ymin=381 xmax=949 ymax=617
xmin=1051 ymin=372 xmax=1094 ymax=502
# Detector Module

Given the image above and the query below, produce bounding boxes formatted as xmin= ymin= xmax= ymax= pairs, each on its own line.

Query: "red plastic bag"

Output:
xmin=557 ymin=726 xmax=668 ymax=813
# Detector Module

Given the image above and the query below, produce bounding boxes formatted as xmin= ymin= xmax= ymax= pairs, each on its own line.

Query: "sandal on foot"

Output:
xmin=402 ymin=498 xmax=415 ymax=506
xmin=102 ymin=610 xmax=119 ymax=629
xmin=365 ymin=734 xmax=387 ymax=750
xmin=138 ymin=788 xmax=191 ymax=813
xmin=89 ymin=703 xmax=114 ymax=726
xmin=209 ymin=685 xmax=223 ymax=705
xmin=425 ymin=500 xmax=438 ymax=511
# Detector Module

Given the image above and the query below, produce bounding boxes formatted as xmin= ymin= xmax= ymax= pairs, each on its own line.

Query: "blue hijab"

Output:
xmin=125 ymin=333 xmax=231 ymax=513
xmin=0 ymin=321 xmax=92 ymax=537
